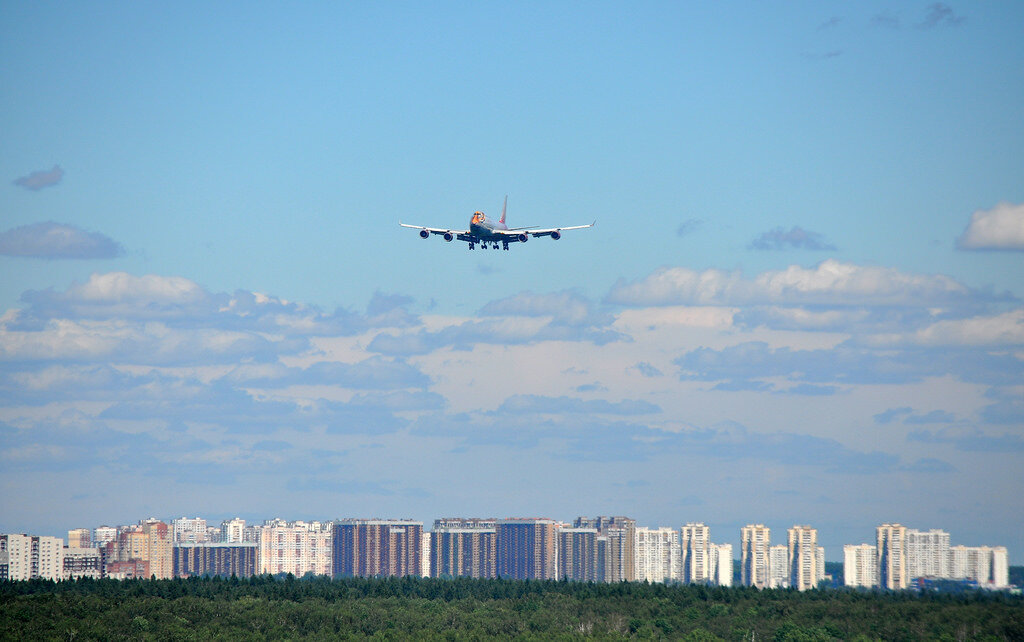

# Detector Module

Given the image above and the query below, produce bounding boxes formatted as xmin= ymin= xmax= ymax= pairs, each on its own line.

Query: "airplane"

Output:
xmin=400 ymin=196 xmax=594 ymax=250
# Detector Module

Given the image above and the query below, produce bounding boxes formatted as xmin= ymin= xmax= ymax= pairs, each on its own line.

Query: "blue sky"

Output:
xmin=2 ymin=2 xmax=1023 ymax=561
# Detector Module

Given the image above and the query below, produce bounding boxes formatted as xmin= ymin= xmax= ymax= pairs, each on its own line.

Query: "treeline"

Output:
xmin=2 ymin=575 xmax=1022 ymax=640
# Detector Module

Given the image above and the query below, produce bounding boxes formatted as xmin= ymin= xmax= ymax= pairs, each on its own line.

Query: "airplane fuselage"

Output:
xmin=470 ymin=216 xmax=508 ymax=241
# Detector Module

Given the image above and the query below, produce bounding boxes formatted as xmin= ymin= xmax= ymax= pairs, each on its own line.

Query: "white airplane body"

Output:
xmin=401 ymin=197 xmax=593 ymax=250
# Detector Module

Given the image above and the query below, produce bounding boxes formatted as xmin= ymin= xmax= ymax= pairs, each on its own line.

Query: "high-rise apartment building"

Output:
xmin=421 ymin=532 xmax=431 ymax=578
xmin=741 ymin=524 xmax=770 ymax=588
xmin=333 ymin=519 xmax=423 ymax=578
xmin=990 ymin=546 xmax=1009 ymax=588
xmin=63 ymin=547 xmax=104 ymax=580
xmin=768 ymin=545 xmax=789 ymax=589
xmin=787 ymin=525 xmax=819 ymax=591
xmin=948 ymin=545 xmax=1008 ymax=587
xmin=708 ymin=543 xmax=734 ymax=587
xmin=558 ymin=528 xmax=598 ymax=582
xmin=0 ymin=534 xmax=64 ymax=581
xmin=574 ymin=516 xmax=636 ymax=581
xmin=67 ymin=528 xmax=91 ymax=548
xmin=172 ymin=517 xmax=208 ymax=544
xmin=258 ymin=519 xmax=333 ymax=577
xmin=221 ymin=518 xmax=247 ymax=544
xmin=496 ymin=518 xmax=558 ymax=580
xmin=876 ymin=523 xmax=908 ymax=590
xmin=110 ymin=520 xmax=172 ymax=579
xmin=906 ymin=529 xmax=950 ymax=580
xmin=174 ymin=543 xmax=257 ymax=578
xmin=634 ymin=527 xmax=680 ymax=584
xmin=430 ymin=518 xmax=496 ymax=579
xmin=92 ymin=526 xmax=117 ymax=549
xmin=844 ymin=544 xmax=878 ymax=588
xmin=680 ymin=523 xmax=710 ymax=584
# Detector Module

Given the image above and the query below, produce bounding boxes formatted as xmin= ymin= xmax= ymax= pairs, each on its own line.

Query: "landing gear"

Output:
xmin=492 ymin=243 xmax=500 ymax=250
xmin=468 ymin=242 xmax=475 ymax=250
xmin=502 ymin=241 xmax=509 ymax=251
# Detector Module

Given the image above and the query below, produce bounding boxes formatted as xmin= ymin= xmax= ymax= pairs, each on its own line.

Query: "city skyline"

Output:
xmin=2 ymin=3 xmax=1023 ymax=562
xmin=2 ymin=515 xmax=1011 ymax=589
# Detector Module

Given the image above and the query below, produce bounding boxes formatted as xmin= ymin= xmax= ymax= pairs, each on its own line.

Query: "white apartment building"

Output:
xmin=0 ymin=534 xmax=64 ymax=581
xmin=257 ymin=519 xmax=332 ymax=577
xmin=221 ymin=518 xmax=246 ymax=544
xmin=768 ymin=545 xmax=789 ymax=589
xmin=844 ymin=544 xmax=878 ymax=588
xmin=680 ymin=523 xmax=710 ymax=584
xmin=906 ymin=529 xmax=950 ymax=579
xmin=709 ymin=543 xmax=733 ymax=587
xmin=93 ymin=526 xmax=117 ymax=548
xmin=421 ymin=531 xmax=431 ymax=578
xmin=634 ymin=527 xmax=680 ymax=583
xmin=172 ymin=517 xmax=208 ymax=544
xmin=741 ymin=524 xmax=770 ymax=588
xmin=990 ymin=546 xmax=1009 ymax=588
xmin=816 ymin=546 xmax=825 ymax=585
xmin=787 ymin=525 xmax=819 ymax=591
xmin=877 ymin=523 xmax=909 ymax=590
xmin=949 ymin=545 xmax=1009 ymax=587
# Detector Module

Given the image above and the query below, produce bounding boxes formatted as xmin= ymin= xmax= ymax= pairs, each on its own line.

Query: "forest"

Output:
xmin=2 ymin=574 xmax=1021 ymax=640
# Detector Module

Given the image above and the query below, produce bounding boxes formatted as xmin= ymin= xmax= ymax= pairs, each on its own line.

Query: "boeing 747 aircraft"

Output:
xmin=401 ymin=197 xmax=594 ymax=250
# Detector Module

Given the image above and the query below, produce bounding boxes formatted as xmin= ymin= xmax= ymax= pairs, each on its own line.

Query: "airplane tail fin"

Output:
xmin=500 ymin=195 xmax=507 ymax=224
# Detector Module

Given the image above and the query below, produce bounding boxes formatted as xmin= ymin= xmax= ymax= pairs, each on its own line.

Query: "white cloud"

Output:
xmin=606 ymin=259 xmax=973 ymax=307
xmin=865 ymin=310 xmax=1024 ymax=348
xmin=69 ymin=272 xmax=208 ymax=306
xmin=956 ymin=202 xmax=1024 ymax=251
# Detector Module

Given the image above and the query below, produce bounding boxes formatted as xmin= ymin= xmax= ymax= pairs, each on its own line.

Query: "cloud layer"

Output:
xmin=1 ymin=262 xmax=1020 ymax=554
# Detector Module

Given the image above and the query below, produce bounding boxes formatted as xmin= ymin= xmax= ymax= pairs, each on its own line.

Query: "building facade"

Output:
xmin=0 ymin=534 xmax=64 ymax=581
xmin=844 ymin=543 xmax=878 ymax=588
xmin=174 ymin=543 xmax=257 ymax=578
xmin=876 ymin=523 xmax=908 ymax=590
xmin=258 ymin=519 xmax=333 ymax=577
xmin=768 ymin=545 xmax=789 ymax=589
xmin=787 ymin=525 xmax=819 ymax=591
xmin=906 ymin=529 xmax=950 ymax=580
xmin=430 ymin=518 xmax=496 ymax=579
xmin=709 ymin=543 xmax=733 ymax=587
xmin=558 ymin=528 xmax=598 ymax=582
xmin=496 ymin=518 xmax=558 ymax=580
xmin=680 ymin=523 xmax=710 ymax=584
xmin=634 ymin=527 xmax=680 ymax=584
xmin=221 ymin=518 xmax=247 ymax=544
xmin=63 ymin=547 xmax=104 ymax=580
xmin=172 ymin=517 xmax=209 ymax=544
xmin=574 ymin=516 xmax=636 ymax=581
xmin=333 ymin=519 xmax=423 ymax=578
xmin=741 ymin=524 xmax=770 ymax=588
xmin=67 ymin=528 xmax=91 ymax=549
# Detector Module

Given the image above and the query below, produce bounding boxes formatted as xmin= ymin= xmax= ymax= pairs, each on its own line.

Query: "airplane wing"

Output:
xmin=400 ymin=223 xmax=473 ymax=243
xmin=527 ymin=222 xmax=596 ymax=239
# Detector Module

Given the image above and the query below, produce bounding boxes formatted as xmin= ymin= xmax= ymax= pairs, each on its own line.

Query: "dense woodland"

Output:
xmin=2 ymin=575 xmax=1022 ymax=640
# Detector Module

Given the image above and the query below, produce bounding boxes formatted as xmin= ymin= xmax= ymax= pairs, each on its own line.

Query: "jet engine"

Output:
xmin=517 ymin=233 xmax=529 ymax=243
xmin=550 ymin=230 xmax=562 ymax=240
xmin=443 ymin=232 xmax=455 ymax=242
xmin=419 ymin=229 xmax=430 ymax=239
